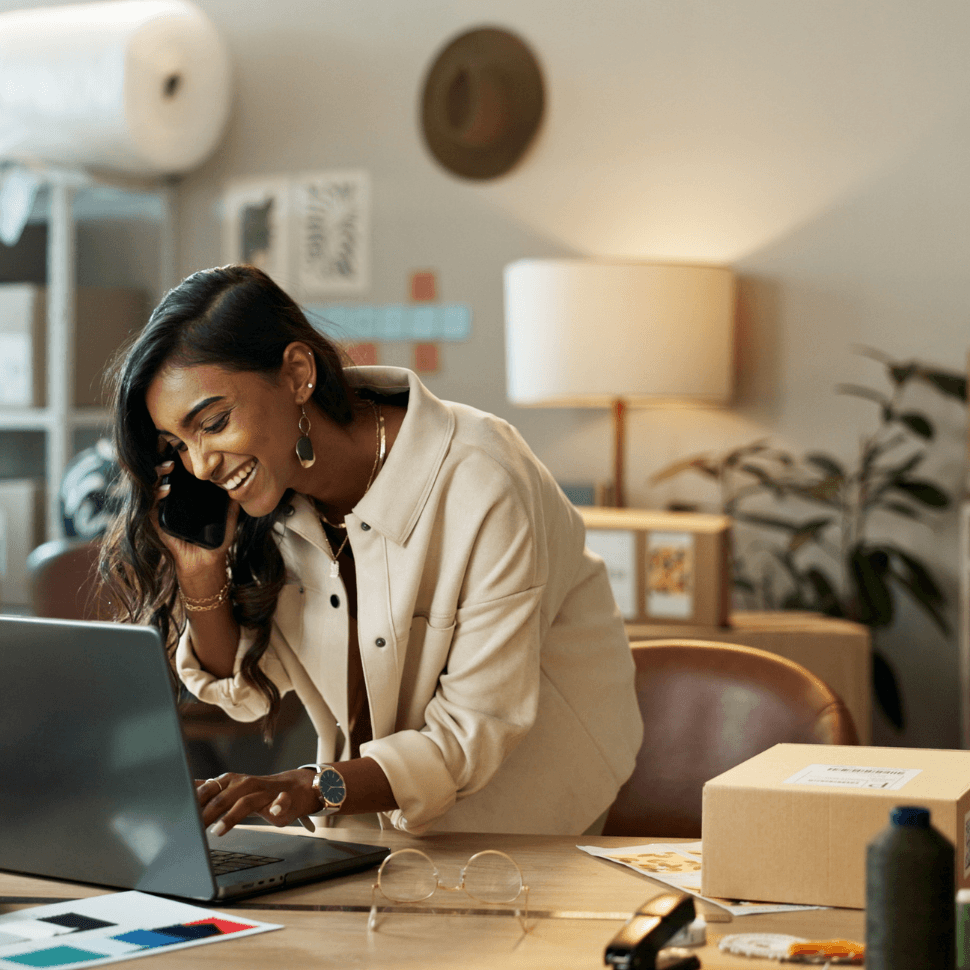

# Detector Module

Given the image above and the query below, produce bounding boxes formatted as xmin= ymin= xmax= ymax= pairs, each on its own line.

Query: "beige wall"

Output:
xmin=4 ymin=0 xmax=969 ymax=747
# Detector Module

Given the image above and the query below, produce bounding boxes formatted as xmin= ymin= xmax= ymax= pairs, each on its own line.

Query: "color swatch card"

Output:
xmin=0 ymin=891 xmax=281 ymax=968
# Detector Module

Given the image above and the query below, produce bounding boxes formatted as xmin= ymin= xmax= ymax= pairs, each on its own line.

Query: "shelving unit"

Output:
xmin=0 ymin=166 xmax=176 ymax=540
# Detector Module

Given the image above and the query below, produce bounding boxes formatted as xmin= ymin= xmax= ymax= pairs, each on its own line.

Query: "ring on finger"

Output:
xmin=207 ymin=777 xmax=225 ymax=793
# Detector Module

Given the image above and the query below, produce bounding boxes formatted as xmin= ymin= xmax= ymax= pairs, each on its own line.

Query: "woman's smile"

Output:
xmin=220 ymin=458 xmax=258 ymax=494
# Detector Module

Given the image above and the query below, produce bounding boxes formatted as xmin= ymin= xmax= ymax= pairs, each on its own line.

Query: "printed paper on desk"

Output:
xmin=0 ymin=890 xmax=281 ymax=969
xmin=577 ymin=841 xmax=827 ymax=916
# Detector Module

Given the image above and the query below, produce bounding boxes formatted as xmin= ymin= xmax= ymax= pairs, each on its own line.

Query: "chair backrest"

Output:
xmin=603 ymin=638 xmax=859 ymax=838
xmin=25 ymin=538 xmax=110 ymax=621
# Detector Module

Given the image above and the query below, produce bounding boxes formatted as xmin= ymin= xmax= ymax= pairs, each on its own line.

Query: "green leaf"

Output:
xmin=649 ymin=456 xmax=717 ymax=484
xmin=885 ymin=546 xmax=947 ymax=607
xmin=737 ymin=512 xmax=803 ymax=533
xmin=872 ymin=648 xmax=905 ymax=729
xmin=804 ymin=452 xmax=845 ymax=480
xmin=737 ymin=463 xmax=786 ymax=496
xmin=888 ymin=452 xmax=925 ymax=478
xmin=890 ymin=478 xmax=950 ymax=509
xmin=888 ymin=363 xmax=917 ymax=386
xmin=917 ymin=368 xmax=967 ymax=401
xmin=723 ymin=439 xmax=770 ymax=467
xmin=896 ymin=411 xmax=934 ymax=439
xmin=848 ymin=545 xmax=894 ymax=627
xmin=872 ymin=500 xmax=921 ymax=520
xmin=837 ymin=383 xmax=890 ymax=407
xmin=786 ymin=481 xmax=841 ymax=506
xmin=789 ymin=517 xmax=835 ymax=552
xmin=805 ymin=567 xmax=845 ymax=617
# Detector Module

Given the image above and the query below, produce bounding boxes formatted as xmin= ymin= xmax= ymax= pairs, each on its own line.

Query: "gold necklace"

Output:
xmin=321 ymin=402 xmax=385 ymax=578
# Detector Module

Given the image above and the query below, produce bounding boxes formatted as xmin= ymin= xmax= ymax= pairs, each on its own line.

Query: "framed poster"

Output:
xmin=645 ymin=531 xmax=695 ymax=620
xmin=585 ymin=528 xmax=637 ymax=620
xmin=293 ymin=170 xmax=370 ymax=297
xmin=222 ymin=178 xmax=291 ymax=282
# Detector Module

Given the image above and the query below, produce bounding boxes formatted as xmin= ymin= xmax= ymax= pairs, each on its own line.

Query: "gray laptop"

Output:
xmin=0 ymin=614 xmax=389 ymax=901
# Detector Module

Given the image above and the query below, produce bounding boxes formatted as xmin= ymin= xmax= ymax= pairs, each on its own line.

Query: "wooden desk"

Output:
xmin=0 ymin=826 xmax=865 ymax=968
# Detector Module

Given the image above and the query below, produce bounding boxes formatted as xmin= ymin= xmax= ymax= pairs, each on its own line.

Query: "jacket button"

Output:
xmin=375 ymin=637 xmax=386 ymax=648
xmin=361 ymin=522 xmax=371 ymax=531
xmin=330 ymin=595 xmax=340 ymax=608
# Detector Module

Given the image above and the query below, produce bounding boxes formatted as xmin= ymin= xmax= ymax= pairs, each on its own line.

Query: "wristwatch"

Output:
xmin=298 ymin=762 xmax=347 ymax=816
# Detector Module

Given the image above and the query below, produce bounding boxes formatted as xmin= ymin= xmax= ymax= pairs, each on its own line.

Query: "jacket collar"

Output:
xmin=277 ymin=367 xmax=455 ymax=547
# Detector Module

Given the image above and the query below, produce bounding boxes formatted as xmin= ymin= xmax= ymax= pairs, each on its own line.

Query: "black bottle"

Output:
xmin=866 ymin=805 xmax=955 ymax=970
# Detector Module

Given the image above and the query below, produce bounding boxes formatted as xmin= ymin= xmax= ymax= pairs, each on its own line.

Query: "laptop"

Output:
xmin=0 ymin=614 xmax=389 ymax=901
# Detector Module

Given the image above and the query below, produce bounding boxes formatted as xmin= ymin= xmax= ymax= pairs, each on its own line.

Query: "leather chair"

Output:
xmin=26 ymin=538 xmax=110 ymax=621
xmin=603 ymin=638 xmax=859 ymax=838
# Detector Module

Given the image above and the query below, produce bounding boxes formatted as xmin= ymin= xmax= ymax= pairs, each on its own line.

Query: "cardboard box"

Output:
xmin=0 ymin=284 xmax=145 ymax=407
xmin=627 ymin=610 xmax=871 ymax=743
xmin=580 ymin=506 xmax=731 ymax=626
xmin=702 ymin=742 xmax=970 ymax=909
xmin=0 ymin=478 xmax=43 ymax=606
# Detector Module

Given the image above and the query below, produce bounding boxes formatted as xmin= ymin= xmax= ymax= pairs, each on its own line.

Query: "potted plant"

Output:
xmin=650 ymin=348 xmax=967 ymax=729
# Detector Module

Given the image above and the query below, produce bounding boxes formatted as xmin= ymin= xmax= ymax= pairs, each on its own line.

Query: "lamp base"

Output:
xmin=611 ymin=398 xmax=626 ymax=508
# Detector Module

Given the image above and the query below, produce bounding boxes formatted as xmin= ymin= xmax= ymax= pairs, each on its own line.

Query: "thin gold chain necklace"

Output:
xmin=321 ymin=402 xmax=385 ymax=578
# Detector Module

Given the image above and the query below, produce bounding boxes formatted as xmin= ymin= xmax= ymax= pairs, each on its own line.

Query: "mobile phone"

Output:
xmin=157 ymin=451 xmax=230 ymax=550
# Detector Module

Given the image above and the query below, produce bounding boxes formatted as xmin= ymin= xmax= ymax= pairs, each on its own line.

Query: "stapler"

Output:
xmin=604 ymin=892 xmax=701 ymax=970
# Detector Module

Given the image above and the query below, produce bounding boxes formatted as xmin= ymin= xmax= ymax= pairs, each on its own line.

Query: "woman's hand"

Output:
xmin=151 ymin=456 xmax=240 ymax=584
xmin=195 ymin=769 xmax=321 ymax=836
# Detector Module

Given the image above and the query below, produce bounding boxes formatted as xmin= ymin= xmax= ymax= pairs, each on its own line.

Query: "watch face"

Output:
xmin=319 ymin=768 xmax=346 ymax=804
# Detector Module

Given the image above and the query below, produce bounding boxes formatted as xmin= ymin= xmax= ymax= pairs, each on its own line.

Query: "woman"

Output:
xmin=101 ymin=264 xmax=642 ymax=837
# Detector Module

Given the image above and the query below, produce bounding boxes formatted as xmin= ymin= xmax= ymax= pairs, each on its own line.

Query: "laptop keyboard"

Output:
xmin=209 ymin=849 xmax=283 ymax=876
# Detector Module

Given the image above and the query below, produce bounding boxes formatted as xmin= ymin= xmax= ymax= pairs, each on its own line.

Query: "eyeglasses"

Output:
xmin=368 ymin=848 xmax=531 ymax=933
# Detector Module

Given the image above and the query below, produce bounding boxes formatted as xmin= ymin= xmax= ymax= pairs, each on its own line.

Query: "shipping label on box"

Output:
xmin=581 ymin=507 xmax=731 ymax=626
xmin=702 ymin=742 xmax=970 ymax=909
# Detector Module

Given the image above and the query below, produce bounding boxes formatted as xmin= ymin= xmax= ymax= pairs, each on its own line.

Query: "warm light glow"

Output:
xmin=504 ymin=259 xmax=736 ymax=407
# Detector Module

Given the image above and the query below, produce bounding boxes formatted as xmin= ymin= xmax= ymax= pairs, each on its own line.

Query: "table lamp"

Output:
xmin=504 ymin=258 xmax=736 ymax=507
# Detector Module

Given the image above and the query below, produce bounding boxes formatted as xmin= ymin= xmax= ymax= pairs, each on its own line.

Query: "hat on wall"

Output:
xmin=420 ymin=26 xmax=545 ymax=180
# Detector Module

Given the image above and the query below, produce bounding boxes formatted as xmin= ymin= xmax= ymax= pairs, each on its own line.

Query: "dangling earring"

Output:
xmin=296 ymin=405 xmax=315 ymax=468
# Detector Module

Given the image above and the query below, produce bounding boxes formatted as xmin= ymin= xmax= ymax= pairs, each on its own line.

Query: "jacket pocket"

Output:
xmin=396 ymin=614 xmax=457 ymax=731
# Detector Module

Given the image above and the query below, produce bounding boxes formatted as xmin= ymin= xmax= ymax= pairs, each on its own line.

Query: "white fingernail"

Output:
xmin=209 ymin=820 xmax=226 ymax=837
xmin=269 ymin=804 xmax=282 ymax=817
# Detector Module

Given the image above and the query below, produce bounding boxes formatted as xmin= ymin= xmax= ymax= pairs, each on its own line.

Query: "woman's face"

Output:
xmin=145 ymin=360 xmax=303 ymax=519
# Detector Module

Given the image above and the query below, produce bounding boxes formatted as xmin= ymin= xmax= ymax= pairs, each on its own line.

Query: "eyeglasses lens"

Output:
xmin=380 ymin=849 xmax=439 ymax=902
xmin=462 ymin=851 xmax=523 ymax=903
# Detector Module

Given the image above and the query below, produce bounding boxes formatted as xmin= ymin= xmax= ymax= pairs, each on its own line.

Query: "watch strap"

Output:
xmin=298 ymin=762 xmax=346 ymax=816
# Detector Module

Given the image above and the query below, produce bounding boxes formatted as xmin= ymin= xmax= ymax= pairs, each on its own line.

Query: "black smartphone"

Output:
xmin=157 ymin=450 xmax=230 ymax=550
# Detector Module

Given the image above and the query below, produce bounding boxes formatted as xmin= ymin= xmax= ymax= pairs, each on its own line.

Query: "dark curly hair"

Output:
xmin=98 ymin=264 xmax=359 ymax=735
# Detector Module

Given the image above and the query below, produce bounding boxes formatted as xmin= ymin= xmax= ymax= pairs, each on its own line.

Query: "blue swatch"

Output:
xmin=112 ymin=928 xmax=182 ymax=948
xmin=6 ymin=945 xmax=103 ymax=966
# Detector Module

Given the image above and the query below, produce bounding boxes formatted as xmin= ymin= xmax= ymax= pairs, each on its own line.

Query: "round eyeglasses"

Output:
xmin=368 ymin=848 xmax=531 ymax=933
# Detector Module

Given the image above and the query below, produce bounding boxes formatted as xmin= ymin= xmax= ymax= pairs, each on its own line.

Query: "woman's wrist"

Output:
xmin=181 ymin=578 xmax=232 ymax=612
xmin=177 ymin=562 xmax=232 ymax=605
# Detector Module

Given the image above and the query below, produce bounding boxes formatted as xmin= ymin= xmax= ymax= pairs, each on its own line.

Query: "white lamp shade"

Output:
xmin=504 ymin=259 xmax=736 ymax=406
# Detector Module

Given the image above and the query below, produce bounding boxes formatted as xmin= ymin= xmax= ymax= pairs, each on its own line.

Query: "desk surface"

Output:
xmin=0 ymin=826 xmax=865 ymax=969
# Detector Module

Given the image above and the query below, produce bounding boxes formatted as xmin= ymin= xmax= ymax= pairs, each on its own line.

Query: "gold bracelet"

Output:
xmin=181 ymin=577 xmax=232 ymax=612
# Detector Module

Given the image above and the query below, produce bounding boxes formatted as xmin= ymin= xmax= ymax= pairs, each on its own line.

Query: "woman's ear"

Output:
xmin=281 ymin=341 xmax=316 ymax=401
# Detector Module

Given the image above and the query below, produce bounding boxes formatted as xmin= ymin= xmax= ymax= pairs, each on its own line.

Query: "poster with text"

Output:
xmin=294 ymin=170 xmax=370 ymax=297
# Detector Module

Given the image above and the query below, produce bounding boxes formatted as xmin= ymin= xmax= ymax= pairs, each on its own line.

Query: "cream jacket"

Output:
xmin=177 ymin=367 xmax=643 ymax=834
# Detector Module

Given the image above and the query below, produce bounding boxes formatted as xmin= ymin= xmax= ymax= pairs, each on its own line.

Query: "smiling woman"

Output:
xmin=97 ymin=264 xmax=643 ymax=838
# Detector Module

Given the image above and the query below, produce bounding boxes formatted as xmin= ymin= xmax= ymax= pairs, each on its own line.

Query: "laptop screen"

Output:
xmin=0 ymin=615 xmax=215 ymax=899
